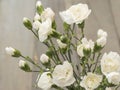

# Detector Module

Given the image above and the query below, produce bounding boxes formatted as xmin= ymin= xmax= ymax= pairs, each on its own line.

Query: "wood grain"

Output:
xmin=0 ymin=0 xmax=120 ymax=90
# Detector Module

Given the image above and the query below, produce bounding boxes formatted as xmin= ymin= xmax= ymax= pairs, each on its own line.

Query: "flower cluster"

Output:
xmin=5 ymin=1 xmax=120 ymax=90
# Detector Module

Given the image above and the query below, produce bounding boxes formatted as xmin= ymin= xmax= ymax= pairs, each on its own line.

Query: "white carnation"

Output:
xmin=97 ymin=29 xmax=107 ymax=38
xmin=52 ymin=61 xmax=75 ymax=87
xmin=33 ymin=20 xmax=41 ymax=30
xmin=106 ymin=72 xmax=120 ymax=85
xmin=59 ymin=3 xmax=91 ymax=24
xmin=38 ymin=18 xmax=52 ymax=42
xmin=5 ymin=47 xmax=15 ymax=56
xmin=34 ymin=13 xmax=41 ymax=21
xmin=41 ymin=8 xmax=55 ymax=22
xmin=80 ymin=72 xmax=103 ymax=90
xmin=37 ymin=72 xmax=53 ymax=90
xmin=101 ymin=52 xmax=120 ymax=75
xmin=40 ymin=54 xmax=49 ymax=64
xmin=57 ymin=39 xmax=67 ymax=48
xmin=77 ymin=38 xmax=94 ymax=57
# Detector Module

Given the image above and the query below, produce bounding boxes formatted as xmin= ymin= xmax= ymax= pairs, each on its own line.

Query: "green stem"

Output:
xmin=80 ymin=28 xmax=84 ymax=40
xmin=20 ymin=55 xmax=41 ymax=69
xmin=49 ymin=39 xmax=61 ymax=63
xmin=30 ymin=29 xmax=39 ymax=39
xmin=93 ymin=52 xmax=101 ymax=72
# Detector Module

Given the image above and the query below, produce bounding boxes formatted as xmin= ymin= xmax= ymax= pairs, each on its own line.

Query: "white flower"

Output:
xmin=97 ymin=29 xmax=107 ymax=38
xmin=19 ymin=60 xmax=26 ymax=67
xmin=96 ymin=36 xmax=107 ymax=47
xmin=77 ymin=38 xmax=94 ymax=57
xmin=52 ymin=61 xmax=75 ymax=87
xmin=37 ymin=72 xmax=53 ymax=90
xmin=106 ymin=87 xmax=112 ymax=90
xmin=80 ymin=72 xmax=103 ymax=90
xmin=33 ymin=20 xmax=41 ymax=30
xmin=36 ymin=1 xmax=42 ymax=8
xmin=106 ymin=72 xmax=120 ymax=85
xmin=59 ymin=3 xmax=91 ymax=24
xmin=34 ymin=13 xmax=41 ymax=21
xmin=57 ymin=39 xmax=67 ymax=48
xmin=41 ymin=8 xmax=55 ymax=22
xmin=5 ymin=47 xmax=15 ymax=56
xmin=101 ymin=52 xmax=120 ymax=75
xmin=38 ymin=18 xmax=52 ymax=42
xmin=40 ymin=54 xmax=49 ymax=64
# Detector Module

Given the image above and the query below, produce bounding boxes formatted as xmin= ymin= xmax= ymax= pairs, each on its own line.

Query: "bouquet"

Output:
xmin=5 ymin=1 xmax=120 ymax=90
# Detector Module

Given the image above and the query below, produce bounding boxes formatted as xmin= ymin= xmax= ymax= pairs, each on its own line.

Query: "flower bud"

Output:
xmin=36 ymin=1 xmax=44 ymax=15
xmin=97 ymin=29 xmax=107 ymax=38
xmin=40 ymin=54 xmax=49 ymax=64
xmin=60 ymin=35 xmax=69 ymax=43
xmin=5 ymin=47 xmax=15 ymax=56
xmin=23 ymin=17 xmax=32 ymax=30
xmin=96 ymin=37 xmax=107 ymax=47
xmin=36 ymin=1 xmax=42 ymax=8
xmin=50 ymin=30 xmax=61 ymax=38
xmin=57 ymin=39 xmax=67 ymax=49
xmin=5 ymin=47 xmax=21 ymax=57
xmin=19 ymin=60 xmax=31 ymax=72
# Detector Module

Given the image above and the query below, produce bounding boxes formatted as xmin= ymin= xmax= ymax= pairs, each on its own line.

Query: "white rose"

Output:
xmin=77 ymin=38 xmax=94 ymax=57
xmin=101 ymin=52 xmax=120 ymax=75
xmin=32 ymin=20 xmax=41 ymax=30
xmin=38 ymin=18 xmax=52 ymax=42
xmin=40 ymin=54 xmax=49 ymax=64
xmin=80 ymin=72 xmax=103 ymax=90
xmin=57 ymin=39 xmax=67 ymax=48
xmin=34 ymin=13 xmax=41 ymax=21
xmin=41 ymin=8 xmax=55 ymax=22
xmin=37 ymin=72 xmax=53 ymax=90
xmin=5 ymin=47 xmax=15 ymax=56
xmin=96 ymin=36 xmax=107 ymax=47
xmin=97 ymin=29 xmax=107 ymax=38
xmin=106 ymin=87 xmax=112 ymax=90
xmin=106 ymin=72 xmax=120 ymax=85
xmin=59 ymin=3 xmax=91 ymax=24
xmin=52 ymin=61 xmax=75 ymax=87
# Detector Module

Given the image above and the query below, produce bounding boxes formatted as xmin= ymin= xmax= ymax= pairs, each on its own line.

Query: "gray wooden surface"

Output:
xmin=0 ymin=0 xmax=120 ymax=90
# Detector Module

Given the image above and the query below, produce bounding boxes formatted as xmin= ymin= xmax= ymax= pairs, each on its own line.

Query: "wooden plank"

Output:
xmin=33 ymin=0 xmax=120 ymax=90
xmin=0 ymin=0 xmax=35 ymax=90
xmin=110 ymin=0 xmax=120 ymax=50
